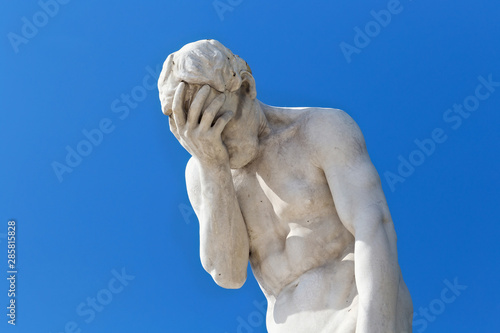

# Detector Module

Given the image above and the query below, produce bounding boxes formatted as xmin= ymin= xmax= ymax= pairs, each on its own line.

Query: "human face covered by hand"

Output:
xmin=168 ymin=82 xmax=237 ymax=166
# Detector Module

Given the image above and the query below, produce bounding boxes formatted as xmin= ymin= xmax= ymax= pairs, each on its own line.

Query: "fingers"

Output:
xmin=172 ymin=82 xmax=186 ymax=128
xmin=187 ymin=85 xmax=210 ymax=127
xmin=169 ymin=116 xmax=180 ymax=141
xmin=200 ymin=94 xmax=226 ymax=129
xmin=213 ymin=111 xmax=234 ymax=134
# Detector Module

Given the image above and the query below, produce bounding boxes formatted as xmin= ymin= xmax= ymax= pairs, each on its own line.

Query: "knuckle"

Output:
xmin=183 ymin=129 xmax=191 ymax=137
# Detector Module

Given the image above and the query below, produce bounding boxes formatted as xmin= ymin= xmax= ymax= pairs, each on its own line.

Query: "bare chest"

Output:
xmin=232 ymin=135 xmax=351 ymax=254
xmin=232 ymin=141 xmax=329 ymax=233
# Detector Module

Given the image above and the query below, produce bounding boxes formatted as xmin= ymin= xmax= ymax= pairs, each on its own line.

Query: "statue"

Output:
xmin=158 ymin=39 xmax=413 ymax=333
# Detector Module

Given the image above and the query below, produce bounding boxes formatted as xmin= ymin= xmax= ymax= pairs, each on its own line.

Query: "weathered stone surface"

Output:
xmin=158 ymin=39 xmax=413 ymax=333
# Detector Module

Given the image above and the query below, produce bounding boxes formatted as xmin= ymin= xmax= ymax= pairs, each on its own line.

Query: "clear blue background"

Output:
xmin=1 ymin=0 xmax=499 ymax=332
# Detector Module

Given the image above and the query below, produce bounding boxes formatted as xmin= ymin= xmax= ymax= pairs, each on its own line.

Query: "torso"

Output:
xmin=231 ymin=106 xmax=359 ymax=332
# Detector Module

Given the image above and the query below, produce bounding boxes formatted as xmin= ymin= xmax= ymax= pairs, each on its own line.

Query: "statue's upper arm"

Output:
xmin=308 ymin=110 xmax=388 ymax=234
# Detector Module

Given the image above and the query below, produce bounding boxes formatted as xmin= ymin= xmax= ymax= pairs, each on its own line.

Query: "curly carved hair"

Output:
xmin=158 ymin=39 xmax=252 ymax=116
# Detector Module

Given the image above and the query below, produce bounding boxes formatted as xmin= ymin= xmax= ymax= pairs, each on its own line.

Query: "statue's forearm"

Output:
xmin=354 ymin=216 xmax=399 ymax=333
xmin=196 ymin=160 xmax=249 ymax=288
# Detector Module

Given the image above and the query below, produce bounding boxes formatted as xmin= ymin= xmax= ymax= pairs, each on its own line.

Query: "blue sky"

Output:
xmin=1 ymin=0 xmax=499 ymax=332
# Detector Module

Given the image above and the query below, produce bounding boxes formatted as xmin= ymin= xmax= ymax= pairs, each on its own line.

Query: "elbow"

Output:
xmin=352 ymin=207 xmax=387 ymax=236
xmin=201 ymin=256 xmax=247 ymax=289
xmin=212 ymin=271 xmax=246 ymax=289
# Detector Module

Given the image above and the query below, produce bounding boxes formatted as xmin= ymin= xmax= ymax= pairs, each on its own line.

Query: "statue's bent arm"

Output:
xmin=309 ymin=109 xmax=399 ymax=333
xmin=185 ymin=156 xmax=250 ymax=289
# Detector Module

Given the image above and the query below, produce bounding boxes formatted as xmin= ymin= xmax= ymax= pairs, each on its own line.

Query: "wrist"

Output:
xmin=196 ymin=156 xmax=231 ymax=172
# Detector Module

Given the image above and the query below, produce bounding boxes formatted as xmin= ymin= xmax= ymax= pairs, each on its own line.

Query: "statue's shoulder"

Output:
xmin=264 ymin=105 xmax=356 ymax=130
xmin=292 ymin=107 xmax=367 ymax=163
xmin=262 ymin=104 xmax=365 ymax=157
xmin=300 ymin=107 xmax=363 ymax=141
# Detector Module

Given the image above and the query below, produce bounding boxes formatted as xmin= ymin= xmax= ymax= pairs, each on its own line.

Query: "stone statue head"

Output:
xmin=157 ymin=39 xmax=254 ymax=116
xmin=158 ymin=39 xmax=262 ymax=169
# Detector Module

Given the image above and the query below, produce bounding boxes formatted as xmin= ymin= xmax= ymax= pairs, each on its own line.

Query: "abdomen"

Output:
xmin=266 ymin=255 xmax=358 ymax=333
